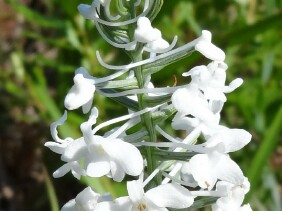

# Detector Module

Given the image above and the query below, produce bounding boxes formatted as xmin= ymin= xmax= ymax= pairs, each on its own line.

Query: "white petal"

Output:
xmin=98 ymin=193 xmax=113 ymax=203
xmin=114 ymin=197 xmax=132 ymax=211
xmin=89 ymin=107 xmax=99 ymax=120
xmin=146 ymin=183 xmax=194 ymax=209
xmin=61 ymin=138 xmax=87 ymax=162
xmin=95 ymin=201 xmax=121 ymax=211
xmin=82 ymin=97 xmax=94 ymax=114
xmin=189 ymin=154 xmax=217 ymax=190
xmin=200 ymin=30 xmax=212 ymax=42
xmin=231 ymin=186 xmax=245 ymax=207
xmin=223 ymin=78 xmax=243 ymax=93
xmin=216 ymin=197 xmax=238 ymax=210
xmin=61 ymin=199 xmax=76 ymax=211
xmin=53 ymin=163 xmax=71 ymax=178
xmin=203 ymin=87 xmax=227 ymax=102
xmin=242 ymin=177 xmax=250 ymax=194
xmin=146 ymin=206 xmax=168 ymax=211
xmin=209 ymin=100 xmax=224 ymax=114
xmin=75 ymin=187 xmax=100 ymax=207
xmin=206 ymin=128 xmax=252 ymax=153
xmin=78 ymin=4 xmax=96 ymax=20
xmin=213 ymin=153 xmax=244 ymax=185
xmin=110 ymin=161 xmax=125 ymax=182
xmin=195 ymin=41 xmax=225 ymax=61
xmin=134 ymin=17 xmax=161 ymax=43
xmin=182 ymin=65 xmax=207 ymax=77
xmin=146 ymin=38 xmax=169 ymax=51
xmin=180 ymin=163 xmax=197 ymax=185
xmin=216 ymin=186 xmax=245 ymax=210
xmin=215 ymin=180 xmax=235 ymax=193
xmin=71 ymin=161 xmax=85 ymax=179
xmin=103 ymin=139 xmax=143 ymax=176
xmin=50 ymin=110 xmax=69 ymax=143
xmin=80 ymin=123 xmax=99 ymax=146
xmin=208 ymin=62 xmax=227 ymax=86
xmin=86 ymin=152 xmax=111 ymax=177
xmin=86 ymin=161 xmax=110 ymax=177
xmin=172 ymin=86 xmax=217 ymax=124
xmin=126 ymin=180 xmax=144 ymax=203
xmin=44 ymin=141 xmax=67 ymax=154
xmin=216 ymin=129 xmax=252 ymax=153
xmin=64 ymin=68 xmax=95 ymax=111
xmin=172 ymin=116 xmax=200 ymax=133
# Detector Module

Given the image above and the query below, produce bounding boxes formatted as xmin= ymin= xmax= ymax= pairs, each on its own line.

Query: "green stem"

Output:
xmin=125 ymin=0 xmax=160 ymax=190
xmin=133 ymin=53 xmax=159 ymax=187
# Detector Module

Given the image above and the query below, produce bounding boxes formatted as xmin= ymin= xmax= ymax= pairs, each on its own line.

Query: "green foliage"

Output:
xmin=1 ymin=0 xmax=281 ymax=210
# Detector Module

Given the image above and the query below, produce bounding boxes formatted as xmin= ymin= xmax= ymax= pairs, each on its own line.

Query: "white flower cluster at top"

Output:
xmin=45 ymin=0 xmax=253 ymax=210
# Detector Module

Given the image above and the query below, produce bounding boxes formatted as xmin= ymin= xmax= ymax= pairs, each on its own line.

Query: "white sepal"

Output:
xmin=145 ymin=183 xmax=194 ymax=209
xmin=189 ymin=152 xmax=244 ymax=190
xmin=77 ymin=4 xmax=96 ymax=20
xmin=206 ymin=128 xmax=252 ymax=153
xmin=134 ymin=17 xmax=161 ymax=43
xmin=64 ymin=67 xmax=95 ymax=113
xmin=196 ymin=30 xmax=225 ymax=61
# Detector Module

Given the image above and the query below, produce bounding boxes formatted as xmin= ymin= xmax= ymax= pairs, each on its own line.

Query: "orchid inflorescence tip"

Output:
xmin=45 ymin=1 xmax=253 ymax=210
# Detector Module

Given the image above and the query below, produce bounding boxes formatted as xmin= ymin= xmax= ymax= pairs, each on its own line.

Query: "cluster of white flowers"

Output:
xmin=45 ymin=0 xmax=252 ymax=210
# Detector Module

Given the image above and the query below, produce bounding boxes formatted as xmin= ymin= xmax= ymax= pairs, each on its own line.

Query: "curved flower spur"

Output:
xmin=45 ymin=0 xmax=253 ymax=210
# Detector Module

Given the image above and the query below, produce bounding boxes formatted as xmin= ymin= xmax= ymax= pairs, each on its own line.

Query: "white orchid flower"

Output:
xmin=180 ymin=162 xmax=198 ymax=187
xmin=195 ymin=30 xmax=225 ymax=61
xmin=189 ymin=151 xmax=244 ymax=190
xmin=61 ymin=187 xmax=112 ymax=211
xmin=78 ymin=2 xmax=99 ymax=20
xmin=44 ymin=111 xmax=86 ymax=179
xmin=171 ymin=114 xmax=220 ymax=139
xmin=171 ymin=84 xmax=218 ymax=125
xmin=134 ymin=17 xmax=170 ymax=52
xmin=215 ymin=177 xmax=250 ymax=196
xmin=183 ymin=62 xmax=243 ymax=102
xmin=97 ymin=180 xmax=194 ymax=211
xmin=52 ymin=161 xmax=86 ymax=180
xmin=80 ymin=110 xmax=144 ymax=182
xmin=145 ymin=38 xmax=170 ymax=51
xmin=64 ymin=67 xmax=95 ymax=114
xmin=212 ymin=179 xmax=252 ymax=211
xmin=78 ymin=0 xmax=109 ymax=20
xmin=134 ymin=17 xmax=162 ymax=43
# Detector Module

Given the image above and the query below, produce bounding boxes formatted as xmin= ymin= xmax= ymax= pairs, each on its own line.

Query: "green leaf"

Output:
xmin=246 ymin=106 xmax=282 ymax=200
xmin=66 ymin=21 xmax=82 ymax=50
xmin=10 ymin=1 xmax=66 ymax=29
xmin=23 ymin=30 xmax=73 ymax=49
xmin=26 ymin=66 xmax=78 ymax=138
xmin=43 ymin=166 xmax=59 ymax=211
xmin=261 ymin=51 xmax=274 ymax=84
xmin=224 ymin=13 xmax=282 ymax=46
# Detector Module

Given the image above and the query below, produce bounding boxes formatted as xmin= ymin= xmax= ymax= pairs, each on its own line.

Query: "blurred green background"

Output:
xmin=0 ymin=0 xmax=281 ymax=210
